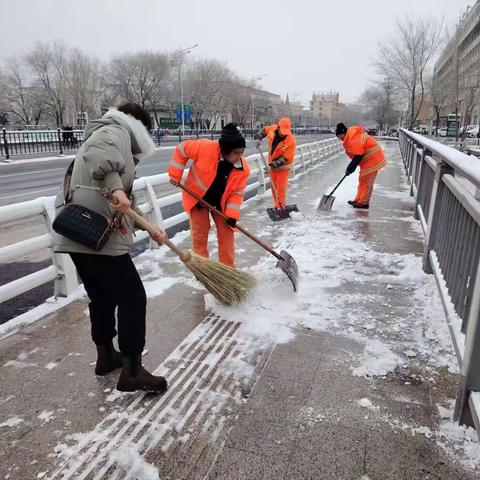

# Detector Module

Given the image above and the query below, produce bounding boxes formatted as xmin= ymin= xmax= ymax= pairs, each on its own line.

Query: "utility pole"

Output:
xmin=250 ymin=74 xmax=268 ymax=138
xmin=177 ymin=44 xmax=199 ymax=134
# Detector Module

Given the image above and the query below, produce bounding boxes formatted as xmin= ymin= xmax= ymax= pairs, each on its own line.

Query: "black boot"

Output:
xmin=116 ymin=355 xmax=168 ymax=393
xmin=95 ymin=342 xmax=123 ymax=376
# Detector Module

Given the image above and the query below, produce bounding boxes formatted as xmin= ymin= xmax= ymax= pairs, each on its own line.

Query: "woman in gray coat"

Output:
xmin=55 ymin=103 xmax=167 ymax=393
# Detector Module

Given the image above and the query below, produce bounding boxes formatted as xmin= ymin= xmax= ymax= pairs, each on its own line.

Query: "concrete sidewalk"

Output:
xmin=1 ymin=141 xmax=479 ymax=479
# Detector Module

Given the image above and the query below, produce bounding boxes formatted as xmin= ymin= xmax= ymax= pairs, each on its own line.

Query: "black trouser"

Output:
xmin=70 ymin=253 xmax=147 ymax=357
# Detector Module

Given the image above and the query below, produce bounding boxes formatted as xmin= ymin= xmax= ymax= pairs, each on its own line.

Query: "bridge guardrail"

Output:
xmin=399 ymin=128 xmax=480 ymax=430
xmin=0 ymin=137 xmax=342 ymax=335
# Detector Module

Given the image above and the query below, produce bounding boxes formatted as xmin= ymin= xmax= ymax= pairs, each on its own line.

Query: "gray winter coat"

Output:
xmin=54 ymin=118 xmax=140 ymax=256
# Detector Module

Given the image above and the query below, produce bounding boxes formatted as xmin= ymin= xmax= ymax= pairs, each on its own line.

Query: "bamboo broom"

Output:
xmin=103 ymin=191 xmax=256 ymax=305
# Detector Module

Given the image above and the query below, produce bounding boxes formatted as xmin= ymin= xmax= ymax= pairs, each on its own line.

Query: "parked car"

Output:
xmin=437 ymin=127 xmax=448 ymax=137
xmin=366 ymin=126 xmax=378 ymax=135
xmin=467 ymin=125 xmax=480 ymax=138
xmin=387 ymin=128 xmax=398 ymax=137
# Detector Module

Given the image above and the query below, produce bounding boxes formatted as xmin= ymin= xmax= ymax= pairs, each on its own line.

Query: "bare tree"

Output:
xmin=227 ymin=76 xmax=254 ymax=127
xmin=109 ymin=51 xmax=173 ymax=126
xmin=183 ymin=59 xmax=232 ymax=130
xmin=25 ymin=41 xmax=68 ymax=126
xmin=66 ymin=49 xmax=106 ymax=121
xmin=0 ymin=58 xmax=44 ymax=125
xmin=376 ymin=17 xmax=442 ymax=129
xmin=430 ymin=75 xmax=448 ymax=135
xmin=361 ymin=79 xmax=398 ymax=131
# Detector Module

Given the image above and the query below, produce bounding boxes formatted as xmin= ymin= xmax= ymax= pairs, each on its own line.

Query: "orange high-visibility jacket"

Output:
xmin=262 ymin=118 xmax=296 ymax=170
xmin=343 ymin=125 xmax=386 ymax=177
xmin=168 ymin=139 xmax=250 ymax=220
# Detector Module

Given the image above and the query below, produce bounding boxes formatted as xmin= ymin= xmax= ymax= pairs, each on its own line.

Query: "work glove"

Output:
xmin=255 ymin=139 xmax=262 ymax=148
xmin=270 ymin=157 xmax=287 ymax=170
xmin=345 ymin=155 xmax=363 ymax=175
xmin=226 ymin=217 xmax=237 ymax=227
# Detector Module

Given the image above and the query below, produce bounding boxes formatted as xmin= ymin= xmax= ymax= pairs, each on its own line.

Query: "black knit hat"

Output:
xmin=336 ymin=123 xmax=348 ymax=136
xmin=219 ymin=123 xmax=246 ymax=154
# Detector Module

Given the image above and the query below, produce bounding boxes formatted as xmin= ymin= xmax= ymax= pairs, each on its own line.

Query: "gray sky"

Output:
xmin=0 ymin=0 xmax=472 ymax=104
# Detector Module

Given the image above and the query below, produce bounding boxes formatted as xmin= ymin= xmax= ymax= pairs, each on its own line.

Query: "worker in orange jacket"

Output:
xmin=168 ymin=124 xmax=250 ymax=267
xmin=255 ymin=117 xmax=296 ymax=210
xmin=336 ymin=123 xmax=386 ymax=209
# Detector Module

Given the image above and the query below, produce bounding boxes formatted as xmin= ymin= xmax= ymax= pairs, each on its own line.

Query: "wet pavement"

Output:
xmin=0 ymin=140 xmax=478 ymax=480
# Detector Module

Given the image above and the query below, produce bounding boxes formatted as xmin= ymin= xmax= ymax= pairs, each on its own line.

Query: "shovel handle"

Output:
xmin=256 ymin=147 xmax=281 ymax=204
xmin=326 ymin=174 xmax=348 ymax=199
xmin=177 ymin=183 xmax=283 ymax=261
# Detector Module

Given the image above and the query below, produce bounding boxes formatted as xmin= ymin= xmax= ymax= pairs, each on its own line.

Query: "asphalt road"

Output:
xmin=0 ymin=135 xmax=332 ymax=207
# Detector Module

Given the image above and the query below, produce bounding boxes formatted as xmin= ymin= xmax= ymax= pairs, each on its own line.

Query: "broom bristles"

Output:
xmin=182 ymin=251 xmax=256 ymax=305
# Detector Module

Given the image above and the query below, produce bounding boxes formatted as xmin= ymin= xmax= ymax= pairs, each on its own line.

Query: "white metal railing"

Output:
xmin=0 ymin=137 xmax=342 ymax=319
xmin=399 ymin=128 xmax=480 ymax=434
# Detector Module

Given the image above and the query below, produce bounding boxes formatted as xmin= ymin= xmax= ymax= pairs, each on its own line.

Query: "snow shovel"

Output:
xmin=256 ymin=147 xmax=299 ymax=222
xmin=177 ymin=183 xmax=299 ymax=292
xmin=318 ymin=174 xmax=348 ymax=211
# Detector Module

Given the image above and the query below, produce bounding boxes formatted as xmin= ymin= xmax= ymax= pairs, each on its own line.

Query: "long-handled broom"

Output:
xmin=102 ymin=190 xmax=256 ymax=306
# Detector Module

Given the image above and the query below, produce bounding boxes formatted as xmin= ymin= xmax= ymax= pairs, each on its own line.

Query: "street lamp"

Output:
xmin=250 ymin=74 xmax=268 ymax=138
xmin=176 ymin=43 xmax=199 ymax=134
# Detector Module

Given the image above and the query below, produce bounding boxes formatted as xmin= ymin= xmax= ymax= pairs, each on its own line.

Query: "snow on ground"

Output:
xmin=0 ymin=416 xmax=24 ymax=428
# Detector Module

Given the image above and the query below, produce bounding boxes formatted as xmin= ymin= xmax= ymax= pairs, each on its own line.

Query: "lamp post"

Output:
xmin=250 ymin=74 xmax=268 ymax=138
xmin=176 ymin=43 xmax=199 ymax=134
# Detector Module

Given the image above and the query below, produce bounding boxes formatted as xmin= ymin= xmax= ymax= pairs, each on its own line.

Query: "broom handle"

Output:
xmin=101 ymin=190 xmax=185 ymax=259
xmin=177 ymin=183 xmax=283 ymax=261
xmin=326 ymin=174 xmax=348 ymax=199
xmin=256 ymin=147 xmax=281 ymax=205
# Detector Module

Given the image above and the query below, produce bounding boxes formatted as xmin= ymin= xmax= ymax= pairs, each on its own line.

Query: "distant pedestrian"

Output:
xmin=336 ymin=122 xmax=386 ymax=209
xmin=54 ymin=103 xmax=168 ymax=393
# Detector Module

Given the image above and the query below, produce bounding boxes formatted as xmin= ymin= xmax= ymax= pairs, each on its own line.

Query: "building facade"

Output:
xmin=310 ymin=92 xmax=342 ymax=126
xmin=433 ymin=1 xmax=480 ymax=128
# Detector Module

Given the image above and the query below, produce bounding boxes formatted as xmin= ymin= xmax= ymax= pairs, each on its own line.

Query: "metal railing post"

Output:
xmin=422 ymin=161 xmax=454 ymax=274
xmin=57 ymin=128 xmax=63 ymax=155
xmin=455 ymin=261 xmax=480 ymax=426
xmin=144 ymin=179 xmax=164 ymax=250
xmin=42 ymin=199 xmax=79 ymax=297
xmin=255 ymin=155 xmax=266 ymax=195
xmin=2 ymin=128 xmax=10 ymax=160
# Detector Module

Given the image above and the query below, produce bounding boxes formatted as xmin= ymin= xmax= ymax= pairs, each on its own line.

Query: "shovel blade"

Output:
xmin=276 ymin=250 xmax=299 ymax=292
xmin=267 ymin=204 xmax=300 ymax=222
xmin=318 ymin=194 xmax=335 ymax=211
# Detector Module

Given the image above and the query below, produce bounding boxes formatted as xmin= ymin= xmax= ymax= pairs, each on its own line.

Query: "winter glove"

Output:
xmin=226 ymin=217 xmax=237 ymax=227
xmin=345 ymin=155 xmax=363 ymax=175
xmin=270 ymin=157 xmax=287 ymax=170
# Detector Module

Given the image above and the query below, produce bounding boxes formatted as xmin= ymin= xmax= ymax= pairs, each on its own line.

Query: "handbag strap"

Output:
xmin=62 ymin=160 xmax=75 ymax=204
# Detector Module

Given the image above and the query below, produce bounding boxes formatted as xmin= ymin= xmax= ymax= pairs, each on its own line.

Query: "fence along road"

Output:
xmin=0 ymin=134 xmax=332 ymax=207
xmin=399 ymin=128 xmax=480 ymax=434
xmin=0 ymin=137 xmax=343 ymax=332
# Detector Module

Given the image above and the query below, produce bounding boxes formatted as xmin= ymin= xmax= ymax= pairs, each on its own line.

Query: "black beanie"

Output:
xmin=336 ymin=123 xmax=348 ymax=136
xmin=219 ymin=123 xmax=246 ymax=154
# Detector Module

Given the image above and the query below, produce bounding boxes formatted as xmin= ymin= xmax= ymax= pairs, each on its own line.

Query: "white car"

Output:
xmin=438 ymin=127 xmax=448 ymax=137
xmin=467 ymin=125 xmax=479 ymax=138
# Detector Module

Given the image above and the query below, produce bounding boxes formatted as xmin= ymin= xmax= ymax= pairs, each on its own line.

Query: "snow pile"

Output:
xmin=112 ymin=443 xmax=160 ymax=480
xmin=436 ymin=400 xmax=480 ymax=470
xmin=0 ymin=416 xmax=24 ymax=428
xmin=352 ymin=339 xmax=402 ymax=378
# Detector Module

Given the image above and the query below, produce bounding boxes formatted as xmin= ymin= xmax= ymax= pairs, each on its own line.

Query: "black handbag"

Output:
xmin=53 ymin=160 xmax=116 ymax=251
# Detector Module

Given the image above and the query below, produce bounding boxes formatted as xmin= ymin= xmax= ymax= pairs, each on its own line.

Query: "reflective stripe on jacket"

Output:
xmin=343 ymin=125 xmax=386 ymax=177
xmin=168 ymin=139 xmax=250 ymax=220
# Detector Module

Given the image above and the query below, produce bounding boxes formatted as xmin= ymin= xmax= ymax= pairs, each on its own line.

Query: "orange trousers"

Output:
xmin=189 ymin=207 xmax=235 ymax=267
xmin=270 ymin=170 xmax=290 ymax=208
xmin=355 ymin=171 xmax=378 ymax=204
